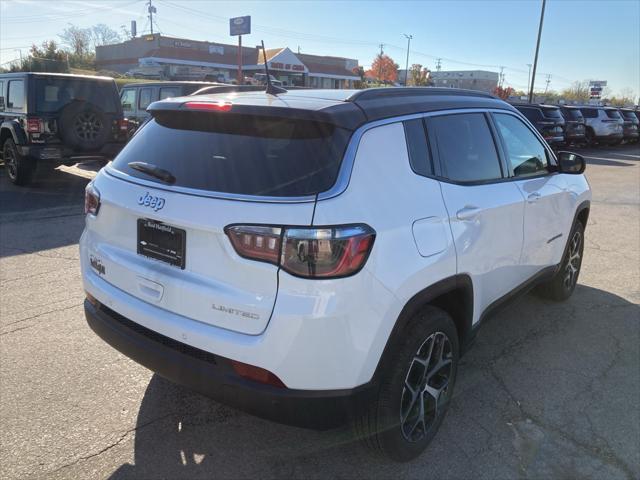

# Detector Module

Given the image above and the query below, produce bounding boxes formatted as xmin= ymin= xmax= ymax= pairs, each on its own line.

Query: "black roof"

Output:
xmin=0 ymin=72 xmax=115 ymax=82
xmin=510 ymin=102 xmax=560 ymax=109
xmin=148 ymin=87 xmax=514 ymax=131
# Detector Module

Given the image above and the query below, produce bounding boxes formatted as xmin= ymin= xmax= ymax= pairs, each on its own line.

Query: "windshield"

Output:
xmin=111 ymin=113 xmax=351 ymax=197
xmin=35 ymin=77 xmax=119 ymax=113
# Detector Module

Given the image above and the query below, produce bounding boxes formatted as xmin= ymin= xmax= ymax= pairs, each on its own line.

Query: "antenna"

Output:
xmin=260 ymin=40 xmax=287 ymax=96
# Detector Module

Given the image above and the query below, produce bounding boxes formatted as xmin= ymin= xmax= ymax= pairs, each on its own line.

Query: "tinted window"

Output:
xmin=620 ymin=111 xmax=636 ymax=120
xmin=541 ymin=107 xmax=562 ymax=119
xmin=562 ymin=108 xmax=584 ymax=121
xmin=403 ymin=119 xmax=432 ymax=177
xmin=7 ymin=80 xmax=25 ymax=110
xmin=605 ymin=109 xmax=622 ymax=120
xmin=34 ymin=78 xmax=118 ymax=113
xmin=494 ymin=113 xmax=549 ymax=177
xmin=581 ymin=108 xmax=598 ymax=118
xmin=430 ymin=113 xmax=502 ymax=182
xmin=112 ymin=113 xmax=351 ymax=197
xmin=159 ymin=87 xmax=180 ymax=100
xmin=121 ymin=89 xmax=136 ymax=112
xmin=517 ymin=107 xmax=542 ymax=123
xmin=0 ymin=81 xmax=4 ymax=110
xmin=138 ymin=88 xmax=153 ymax=110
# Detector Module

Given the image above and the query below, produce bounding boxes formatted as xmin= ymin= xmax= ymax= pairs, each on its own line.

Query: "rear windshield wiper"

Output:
xmin=128 ymin=162 xmax=176 ymax=184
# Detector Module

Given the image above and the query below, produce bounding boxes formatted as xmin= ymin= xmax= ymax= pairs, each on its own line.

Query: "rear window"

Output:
xmin=35 ymin=77 xmax=118 ymax=113
xmin=605 ymin=109 xmax=622 ymax=120
xmin=620 ymin=110 xmax=636 ymax=120
xmin=541 ymin=107 xmax=562 ymax=119
xmin=516 ymin=107 xmax=542 ymax=122
xmin=562 ymin=108 xmax=584 ymax=121
xmin=111 ymin=113 xmax=351 ymax=197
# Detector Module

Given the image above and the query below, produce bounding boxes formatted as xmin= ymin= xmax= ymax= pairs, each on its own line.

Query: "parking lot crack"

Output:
xmin=49 ymin=413 xmax=177 ymax=474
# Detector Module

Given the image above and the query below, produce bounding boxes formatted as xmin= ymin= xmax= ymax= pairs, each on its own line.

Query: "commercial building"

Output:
xmin=95 ymin=34 xmax=360 ymax=88
xmin=430 ymin=70 xmax=499 ymax=92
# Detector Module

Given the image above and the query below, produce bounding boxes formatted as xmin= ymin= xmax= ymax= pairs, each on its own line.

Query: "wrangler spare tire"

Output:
xmin=59 ymin=101 xmax=110 ymax=152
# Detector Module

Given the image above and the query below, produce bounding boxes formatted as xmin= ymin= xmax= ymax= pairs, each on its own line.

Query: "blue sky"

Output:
xmin=1 ymin=0 xmax=638 ymax=97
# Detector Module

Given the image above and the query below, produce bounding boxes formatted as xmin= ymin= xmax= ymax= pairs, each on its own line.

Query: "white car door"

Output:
xmin=427 ymin=112 xmax=527 ymax=322
xmin=491 ymin=112 xmax=573 ymax=273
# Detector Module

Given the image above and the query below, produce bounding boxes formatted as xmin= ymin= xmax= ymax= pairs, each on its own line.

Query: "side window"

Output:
xmin=403 ymin=118 xmax=432 ymax=177
xmin=7 ymin=80 xmax=25 ymax=111
xmin=159 ymin=87 xmax=180 ymax=100
xmin=494 ymin=113 xmax=549 ymax=177
xmin=430 ymin=113 xmax=502 ymax=183
xmin=0 ymin=81 xmax=4 ymax=110
xmin=138 ymin=88 xmax=153 ymax=110
xmin=581 ymin=108 xmax=597 ymax=118
xmin=121 ymin=89 xmax=136 ymax=113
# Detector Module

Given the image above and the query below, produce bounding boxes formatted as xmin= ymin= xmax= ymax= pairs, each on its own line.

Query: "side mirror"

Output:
xmin=557 ymin=151 xmax=585 ymax=174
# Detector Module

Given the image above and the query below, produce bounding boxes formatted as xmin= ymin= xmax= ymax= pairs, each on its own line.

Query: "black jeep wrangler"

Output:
xmin=0 ymin=72 xmax=128 ymax=185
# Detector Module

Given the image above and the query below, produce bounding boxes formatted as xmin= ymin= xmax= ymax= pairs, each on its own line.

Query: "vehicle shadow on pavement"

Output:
xmin=108 ymin=284 xmax=639 ymax=480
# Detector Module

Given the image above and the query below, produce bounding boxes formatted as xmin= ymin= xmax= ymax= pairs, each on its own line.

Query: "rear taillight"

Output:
xmin=84 ymin=183 xmax=100 ymax=215
xmin=225 ymin=224 xmax=375 ymax=279
xmin=118 ymin=118 xmax=129 ymax=132
xmin=27 ymin=118 xmax=43 ymax=133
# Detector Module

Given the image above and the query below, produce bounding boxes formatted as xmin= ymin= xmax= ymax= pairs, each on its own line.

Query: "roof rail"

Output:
xmin=346 ymin=87 xmax=495 ymax=102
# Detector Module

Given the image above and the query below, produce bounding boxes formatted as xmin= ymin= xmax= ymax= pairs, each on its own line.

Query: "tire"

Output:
xmin=537 ymin=221 xmax=585 ymax=301
xmin=3 ymin=138 xmax=35 ymax=186
xmin=354 ymin=306 xmax=459 ymax=462
xmin=59 ymin=101 xmax=110 ymax=152
xmin=585 ymin=128 xmax=596 ymax=147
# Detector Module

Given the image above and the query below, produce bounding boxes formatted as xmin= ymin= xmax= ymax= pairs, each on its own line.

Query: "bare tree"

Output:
xmin=561 ymin=81 xmax=590 ymax=103
xmin=59 ymin=24 xmax=92 ymax=57
xmin=92 ymin=24 xmax=121 ymax=47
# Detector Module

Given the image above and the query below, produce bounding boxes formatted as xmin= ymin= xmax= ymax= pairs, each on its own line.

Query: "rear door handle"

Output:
xmin=456 ymin=206 xmax=481 ymax=221
xmin=527 ymin=192 xmax=542 ymax=203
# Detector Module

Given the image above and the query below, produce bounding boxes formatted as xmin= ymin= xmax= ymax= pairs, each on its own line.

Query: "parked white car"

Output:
xmin=80 ymin=87 xmax=591 ymax=461
xmin=579 ymin=106 xmax=624 ymax=145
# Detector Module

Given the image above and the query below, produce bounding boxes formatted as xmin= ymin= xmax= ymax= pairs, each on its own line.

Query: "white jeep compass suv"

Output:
xmin=80 ymin=88 xmax=591 ymax=461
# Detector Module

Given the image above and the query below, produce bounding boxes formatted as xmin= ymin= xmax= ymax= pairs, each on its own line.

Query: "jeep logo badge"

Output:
xmin=138 ymin=192 xmax=165 ymax=211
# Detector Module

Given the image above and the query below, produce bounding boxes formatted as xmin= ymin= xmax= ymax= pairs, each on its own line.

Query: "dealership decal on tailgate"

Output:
xmin=137 ymin=219 xmax=186 ymax=269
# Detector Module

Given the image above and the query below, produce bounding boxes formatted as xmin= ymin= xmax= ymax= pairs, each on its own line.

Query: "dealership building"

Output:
xmin=96 ymin=34 xmax=361 ymax=88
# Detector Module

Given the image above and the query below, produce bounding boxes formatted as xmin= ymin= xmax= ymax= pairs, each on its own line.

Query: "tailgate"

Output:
xmin=84 ymin=171 xmax=314 ymax=335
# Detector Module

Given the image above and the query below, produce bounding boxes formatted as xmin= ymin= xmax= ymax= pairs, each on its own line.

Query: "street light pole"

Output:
xmin=528 ymin=0 xmax=546 ymax=103
xmin=526 ymin=63 xmax=532 ymax=95
xmin=403 ymin=34 xmax=412 ymax=86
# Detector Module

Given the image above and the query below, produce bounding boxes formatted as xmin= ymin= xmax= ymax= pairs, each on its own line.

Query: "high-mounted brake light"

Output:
xmin=184 ymin=101 xmax=233 ymax=112
xmin=84 ymin=183 xmax=101 ymax=215
xmin=27 ymin=118 xmax=43 ymax=134
xmin=225 ymin=224 xmax=376 ymax=279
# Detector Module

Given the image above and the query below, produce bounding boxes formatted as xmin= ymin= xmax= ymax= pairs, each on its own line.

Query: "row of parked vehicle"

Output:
xmin=510 ymin=102 xmax=639 ymax=147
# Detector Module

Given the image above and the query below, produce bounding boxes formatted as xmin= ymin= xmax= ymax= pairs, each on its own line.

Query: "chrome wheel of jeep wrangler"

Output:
xmin=400 ymin=331 xmax=453 ymax=442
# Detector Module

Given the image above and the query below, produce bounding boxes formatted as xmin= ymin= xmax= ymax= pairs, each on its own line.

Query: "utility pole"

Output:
xmin=526 ymin=63 xmax=532 ymax=95
xmin=528 ymin=0 xmax=546 ymax=103
xmin=377 ymin=43 xmax=385 ymax=82
xmin=435 ymin=58 xmax=442 ymax=72
xmin=544 ymin=74 xmax=552 ymax=94
xmin=403 ymin=34 xmax=412 ymax=86
xmin=147 ymin=0 xmax=156 ymax=35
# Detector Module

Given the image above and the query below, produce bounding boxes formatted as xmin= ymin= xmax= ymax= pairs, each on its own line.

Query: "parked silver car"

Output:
xmin=579 ymin=106 xmax=624 ymax=146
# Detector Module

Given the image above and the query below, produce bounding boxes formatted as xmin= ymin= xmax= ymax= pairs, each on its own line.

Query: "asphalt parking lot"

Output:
xmin=1 ymin=146 xmax=638 ymax=479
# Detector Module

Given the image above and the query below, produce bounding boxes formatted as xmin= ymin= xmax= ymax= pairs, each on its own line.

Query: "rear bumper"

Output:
xmin=19 ymin=142 xmax=124 ymax=161
xmin=84 ymin=298 xmax=376 ymax=430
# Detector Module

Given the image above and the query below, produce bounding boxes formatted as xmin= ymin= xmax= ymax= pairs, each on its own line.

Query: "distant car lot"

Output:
xmin=0 ymin=144 xmax=638 ymax=479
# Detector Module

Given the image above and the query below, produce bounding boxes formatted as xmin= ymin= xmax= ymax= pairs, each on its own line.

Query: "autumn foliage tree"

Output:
xmin=492 ymin=86 xmax=515 ymax=99
xmin=366 ymin=54 xmax=399 ymax=83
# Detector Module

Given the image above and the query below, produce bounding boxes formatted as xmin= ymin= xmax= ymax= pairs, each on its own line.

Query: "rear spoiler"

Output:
xmin=146 ymin=96 xmax=366 ymax=131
